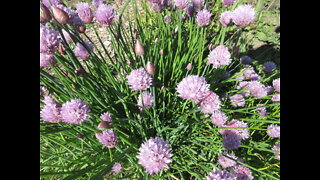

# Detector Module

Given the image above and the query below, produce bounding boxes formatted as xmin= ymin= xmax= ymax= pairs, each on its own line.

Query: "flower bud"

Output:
xmin=160 ymin=49 xmax=164 ymax=56
xmin=134 ymin=40 xmax=144 ymax=56
xmin=97 ymin=121 xmax=108 ymax=130
xmin=187 ymin=63 xmax=192 ymax=71
xmin=58 ymin=44 xmax=65 ymax=55
xmin=40 ymin=3 xmax=52 ymax=23
xmin=75 ymin=69 xmax=85 ymax=77
xmin=52 ymin=6 xmax=69 ymax=24
xmin=76 ymin=25 xmax=86 ymax=33
xmin=146 ymin=61 xmax=155 ymax=75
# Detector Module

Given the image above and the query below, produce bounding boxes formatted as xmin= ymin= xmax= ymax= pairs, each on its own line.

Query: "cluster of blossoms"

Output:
xmin=219 ymin=119 xmax=249 ymax=149
xmin=41 ymin=97 xmax=90 ymax=124
xmin=272 ymin=78 xmax=280 ymax=102
xmin=176 ymin=75 xmax=221 ymax=114
xmin=40 ymin=24 xmax=60 ymax=67
xmin=95 ymin=129 xmax=117 ymax=148
xmin=220 ymin=4 xmax=256 ymax=29
xmin=267 ymin=124 xmax=280 ymax=138
xmin=207 ymin=45 xmax=232 ymax=68
xmin=137 ymin=137 xmax=173 ymax=174
xmin=112 ymin=162 xmax=123 ymax=174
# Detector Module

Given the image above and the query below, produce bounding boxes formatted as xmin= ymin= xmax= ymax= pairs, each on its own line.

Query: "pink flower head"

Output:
xmin=74 ymin=41 xmax=94 ymax=60
xmin=60 ymin=99 xmax=90 ymax=124
xmin=211 ymin=110 xmax=228 ymax=127
xmin=95 ymin=4 xmax=115 ymax=27
xmin=229 ymin=94 xmax=245 ymax=107
xmin=174 ymin=0 xmax=189 ymax=10
xmin=198 ymin=91 xmax=221 ymax=114
xmin=222 ymin=0 xmax=237 ymax=7
xmin=196 ymin=9 xmax=212 ymax=27
xmin=267 ymin=124 xmax=280 ymax=138
xmin=206 ymin=168 xmax=237 ymax=180
xmin=41 ymin=96 xmax=62 ymax=123
xmin=40 ymin=53 xmax=56 ymax=67
xmin=219 ymin=119 xmax=249 ymax=140
xmin=220 ymin=11 xmax=233 ymax=27
xmin=76 ymin=2 xmax=94 ymax=24
xmin=185 ymin=5 xmax=195 ymax=17
xmin=127 ymin=68 xmax=152 ymax=91
xmin=56 ymin=4 xmax=84 ymax=26
xmin=272 ymin=78 xmax=280 ymax=93
xmin=100 ymin=112 xmax=112 ymax=127
xmin=112 ymin=162 xmax=123 ymax=174
xmin=137 ymin=137 xmax=173 ymax=174
xmin=137 ymin=91 xmax=154 ymax=110
xmin=96 ymin=129 xmax=117 ymax=148
xmin=218 ymin=152 xmax=238 ymax=169
xmin=42 ymin=0 xmax=62 ymax=8
xmin=236 ymin=81 xmax=250 ymax=97
xmin=256 ymin=104 xmax=267 ymax=118
xmin=207 ymin=45 xmax=232 ymax=68
xmin=236 ymin=65 xmax=261 ymax=81
xmin=246 ymin=81 xmax=268 ymax=98
xmin=232 ymin=4 xmax=256 ymax=28
xmin=272 ymin=94 xmax=280 ymax=102
xmin=272 ymin=143 xmax=280 ymax=160
xmin=93 ymin=0 xmax=105 ymax=9
xmin=232 ymin=165 xmax=254 ymax=180
xmin=61 ymin=29 xmax=73 ymax=43
xmin=265 ymin=86 xmax=275 ymax=95
xmin=176 ymin=75 xmax=210 ymax=101
xmin=192 ymin=0 xmax=204 ymax=11
xmin=40 ymin=24 xmax=61 ymax=54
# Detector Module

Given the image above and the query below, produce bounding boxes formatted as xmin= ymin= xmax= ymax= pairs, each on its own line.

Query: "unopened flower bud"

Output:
xmin=146 ymin=61 xmax=155 ymax=75
xmin=52 ymin=6 xmax=69 ymax=24
xmin=160 ymin=49 xmax=164 ymax=56
xmin=59 ymin=44 xmax=65 ymax=55
xmin=134 ymin=40 xmax=144 ymax=56
xmin=187 ymin=63 xmax=192 ymax=71
xmin=98 ymin=121 xmax=108 ymax=130
xmin=75 ymin=69 xmax=85 ymax=77
xmin=40 ymin=3 xmax=52 ymax=23
xmin=76 ymin=25 xmax=86 ymax=33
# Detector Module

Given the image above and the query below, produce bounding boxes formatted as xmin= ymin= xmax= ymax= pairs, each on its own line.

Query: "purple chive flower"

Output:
xmin=137 ymin=137 xmax=173 ymax=174
xmin=222 ymin=131 xmax=241 ymax=150
xmin=74 ymin=41 xmax=94 ymax=60
xmin=236 ymin=65 xmax=261 ymax=81
xmin=232 ymin=165 xmax=254 ymax=180
xmin=112 ymin=162 xmax=123 ymax=174
xmin=265 ymin=86 xmax=274 ymax=95
xmin=96 ymin=129 xmax=117 ymax=148
xmin=127 ymin=68 xmax=152 ymax=91
xmin=40 ymin=96 xmax=62 ymax=123
xmin=164 ymin=15 xmax=172 ymax=24
xmin=207 ymin=45 xmax=232 ymax=68
xmin=40 ymin=24 xmax=61 ymax=54
xmin=232 ymin=4 xmax=256 ymax=28
xmin=206 ymin=168 xmax=237 ymax=180
xmin=100 ymin=112 xmax=112 ymax=127
xmin=56 ymin=4 xmax=84 ymax=26
xmin=137 ymin=91 xmax=154 ymax=110
xmin=220 ymin=11 xmax=233 ymax=27
xmin=174 ymin=0 xmax=189 ymax=10
xmin=176 ymin=75 xmax=210 ymax=102
xmin=61 ymin=29 xmax=73 ymax=43
xmin=236 ymin=81 xmax=251 ymax=97
xmin=240 ymin=56 xmax=253 ymax=64
xmin=152 ymin=3 xmax=164 ymax=13
xmin=229 ymin=94 xmax=245 ymax=107
xmin=42 ymin=0 xmax=62 ymax=8
xmin=40 ymin=53 xmax=56 ymax=67
xmin=196 ymin=9 xmax=212 ymax=27
xmin=272 ymin=143 xmax=280 ymax=160
xmin=95 ymin=4 xmax=115 ymax=27
xmin=192 ymin=0 xmax=204 ymax=11
xmin=198 ymin=91 xmax=221 ymax=114
xmin=272 ymin=78 xmax=280 ymax=93
xmin=218 ymin=152 xmax=238 ymax=169
xmin=219 ymin=119 xmax=250 ymax=140
xmin=185 ymin=5 xmax=195 ymax=17
xmin=76 ymin=2 xmax=94 ymax=24
xmin=246 ymin=81 xmax=268 ymax=98
xmin=222 ymin=0 xmax=237 ymax=7
xmin=93 ymin=0 xmax=105 ymax=9
xmin=256 ymin=104 xmax=267 ymax=118
xmin=272 ymin=94 xmax=280 ymax=102
xmin=267 ymin=124 xmax=280 ymax=138
xmin=60 ymin=99 xmax=90 ymax=124
xmin=211 ymin=110 xmax=228 ymax=127
xmin=263 ymin=61 xmax=277 ymax=73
